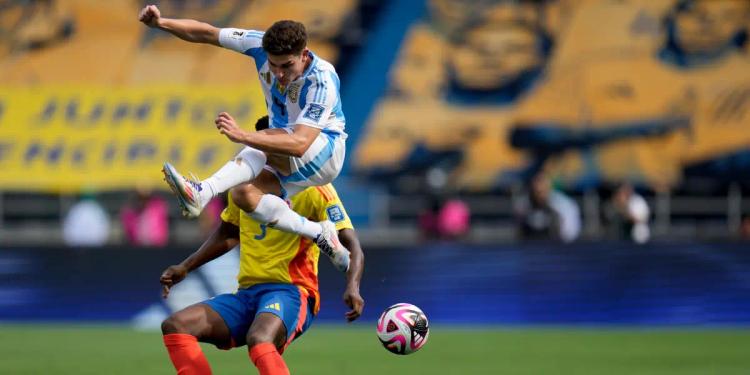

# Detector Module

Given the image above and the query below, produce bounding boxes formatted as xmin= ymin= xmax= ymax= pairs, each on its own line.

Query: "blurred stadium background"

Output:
xmin=2 ymin=0 xmax=750 ymax=374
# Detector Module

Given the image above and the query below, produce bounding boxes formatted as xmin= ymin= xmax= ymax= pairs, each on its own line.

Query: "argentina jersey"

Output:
xmin=218 ymin=28 xmax=347 ymax=137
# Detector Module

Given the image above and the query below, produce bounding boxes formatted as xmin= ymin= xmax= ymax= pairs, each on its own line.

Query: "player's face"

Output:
xmin=267 ymin=49 xmax=310 ymax=86
xmin=674 ymin=0 xmax=750 ymax=54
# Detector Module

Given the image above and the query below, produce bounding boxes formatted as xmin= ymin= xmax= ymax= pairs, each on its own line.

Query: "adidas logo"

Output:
xmin=264 ymin=302 xmax=281 ymax=311
xmin=186 ymin=179 xmax=203 ymax=192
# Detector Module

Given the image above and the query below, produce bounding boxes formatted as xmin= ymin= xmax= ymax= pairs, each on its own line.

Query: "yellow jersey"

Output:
xmin=220 ymin=184 xmax=353 ymax=314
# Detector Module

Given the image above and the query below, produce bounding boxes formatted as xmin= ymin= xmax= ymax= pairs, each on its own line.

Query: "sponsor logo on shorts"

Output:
xmin=327 ymin=205 xmax=345 ymax=222
xmin=264 ymin=302 xmax=281 ymax=311
xmin=304 ymin=103 xmax=325 ymax=123
xmin=230 ymin=30 xmax=244 ymax=39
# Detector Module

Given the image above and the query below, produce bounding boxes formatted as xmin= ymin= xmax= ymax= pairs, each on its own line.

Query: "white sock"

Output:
xmin=249 ymin=194 xmax=322 ymax=240
xmin=202 ymin=147 xmax=267 ymax=203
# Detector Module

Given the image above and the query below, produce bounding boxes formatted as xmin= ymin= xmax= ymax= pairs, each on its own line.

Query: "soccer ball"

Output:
xmin=376 ymin=303 xmax=429 ymax=355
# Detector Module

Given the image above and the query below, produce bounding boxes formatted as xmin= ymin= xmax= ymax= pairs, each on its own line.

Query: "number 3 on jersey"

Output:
xmin=254 ymin=223 xmax=267 ymax=240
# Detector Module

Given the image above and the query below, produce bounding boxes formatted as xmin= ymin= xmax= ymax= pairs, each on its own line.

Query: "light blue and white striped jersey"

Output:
xmin=219 ymin=28 xmax=346 ymax=137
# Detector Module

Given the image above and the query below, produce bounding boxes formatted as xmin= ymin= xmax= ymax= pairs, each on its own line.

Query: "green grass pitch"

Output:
xmin=1 ymin=324 xmax=749 ymax=374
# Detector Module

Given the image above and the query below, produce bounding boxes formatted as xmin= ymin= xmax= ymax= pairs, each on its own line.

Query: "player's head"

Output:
xmin=255 ymin=115 xmax=269 ymax=131
xmin=263 ymin=20 xmax=310 ymax=86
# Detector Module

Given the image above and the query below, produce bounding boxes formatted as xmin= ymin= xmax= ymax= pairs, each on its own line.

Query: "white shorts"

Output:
xmin=264 ymin=129 xmax=345 ymax=199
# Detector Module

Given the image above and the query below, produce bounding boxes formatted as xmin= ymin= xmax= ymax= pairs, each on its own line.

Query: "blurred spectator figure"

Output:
xmin=418 ymin=195 xmax=443 ymax=240
xmin=437 ymin=198 xmax=470 ymax=239
xmin=62 ymin=192 xmax=110 ymax=247
xmin=739 ymin=215 xmax=750 ymax=241
xmin=121 ymin=185 xmax=169 ymax=247
xmin=608 ymin=183 xmax=651 ymax=244
xmin=418 ymin=194 xmax=471 ymax=241
xmin=514 ymin=173 xmax=581 ymax=243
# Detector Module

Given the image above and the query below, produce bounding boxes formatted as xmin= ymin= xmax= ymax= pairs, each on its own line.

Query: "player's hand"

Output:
xmin=343 ymin=287 xmax=364 ymax=322
xmin=160 ymin=264 xmax=188 ymax=299
xmin=138 ymin=4 xmax=161 ymax=28
xmin=216 ymin=112 xmax=249 ymax=144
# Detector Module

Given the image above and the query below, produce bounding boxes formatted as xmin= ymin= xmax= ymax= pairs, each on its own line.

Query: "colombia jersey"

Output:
xmin=220 ymin=183 xmax=353 ymax=313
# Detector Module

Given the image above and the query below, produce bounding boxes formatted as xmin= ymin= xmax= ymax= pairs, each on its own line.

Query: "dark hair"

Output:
xmin=262 ymin=20 xmax=307 ymax=55
xmin=255 ymin=115 xmax=269 ymax=131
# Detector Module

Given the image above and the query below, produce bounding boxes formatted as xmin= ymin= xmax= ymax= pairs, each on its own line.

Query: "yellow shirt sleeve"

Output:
xmin=319 ymin=185 xmax=354 ymax=231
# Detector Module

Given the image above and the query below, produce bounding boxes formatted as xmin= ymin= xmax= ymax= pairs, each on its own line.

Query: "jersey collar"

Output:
xmin=301 ymin=50 xmax=318 ymax=78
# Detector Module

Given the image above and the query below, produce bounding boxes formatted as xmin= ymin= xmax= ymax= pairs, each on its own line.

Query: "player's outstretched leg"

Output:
xmin=316 ymin=220 xmax=351 ymax=272
xmin=162 ymin=147 xmax=267 ymax=218
xmin=162 ymin=162 xmax=207 ymax=218
xmin=258 ymin=194 xmax=349 ymax=272
xmin=233 ymin=183 xmax=351 ymax=272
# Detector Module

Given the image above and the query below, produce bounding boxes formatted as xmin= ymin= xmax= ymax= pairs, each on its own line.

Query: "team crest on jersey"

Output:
xmin=304 ymin=103 xmax=325 ymax=123
xmin=327 ymin=205 xmax=345 ymax=222
xmin=288 ymin=83 xmax=300 ymax=103
xmin=275 ymin=81 xmax=287 ymax=94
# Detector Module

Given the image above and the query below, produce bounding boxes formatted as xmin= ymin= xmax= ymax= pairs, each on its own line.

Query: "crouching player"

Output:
xmin=159 ymin=118 xmax=364 ymax=375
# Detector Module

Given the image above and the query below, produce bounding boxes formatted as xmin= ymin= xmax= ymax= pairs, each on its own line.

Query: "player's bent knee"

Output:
xmin=236 ymin=147 xmax=267 ymax=177
xmin=161 ymin=315 xmax=188 ymax=335
xmin=246 ymin=332 xmax=282 ymax=351
xmin=230 ymin=184 xmax=262 ymax=212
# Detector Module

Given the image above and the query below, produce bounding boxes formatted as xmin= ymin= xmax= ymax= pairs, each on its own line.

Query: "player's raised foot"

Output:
xmin=315 ymin=220 xmax=350 ymax=273
xmin=161 ymin=162 xmax=206 ymax=218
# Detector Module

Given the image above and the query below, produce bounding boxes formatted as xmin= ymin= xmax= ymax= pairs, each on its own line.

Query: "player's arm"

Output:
xmin=338 ymin=228 xmax=365 ymax=322
xmin=159 ymin=220 xmax=239 ymax=298
xmin=138 ymin=4 xmax=220 ymax=46
xmin=215 ymin=72 xmax=337 ymax=156
xmin=215 ymin=112 xmax=321 ymax=157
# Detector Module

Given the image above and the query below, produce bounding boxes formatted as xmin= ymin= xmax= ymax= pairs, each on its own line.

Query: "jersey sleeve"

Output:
xmin=218 ymin=28 xmax=265 ymax=61
xmin=295 ymin=71 xmax=338 ymax=129
xmin=313 ymin=185 xmax=354 ymax=231
xmin=220 ymin=195 xmax=241 ymax=226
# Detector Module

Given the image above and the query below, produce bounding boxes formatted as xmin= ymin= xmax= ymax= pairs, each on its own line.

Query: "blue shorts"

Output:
xmin=202 ymin=283 xmax=315 ymax=351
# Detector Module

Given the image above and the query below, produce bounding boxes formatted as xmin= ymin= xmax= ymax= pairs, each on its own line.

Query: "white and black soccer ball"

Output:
xmin=376 ymin=303 xmax=429 ymax=355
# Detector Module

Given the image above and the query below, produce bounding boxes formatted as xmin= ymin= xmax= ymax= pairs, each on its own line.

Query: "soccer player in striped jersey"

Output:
xmin=138 ymin=5 xmax=350 ymax=272
xmin=159 ymin=116 xmax=364 ymax=375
